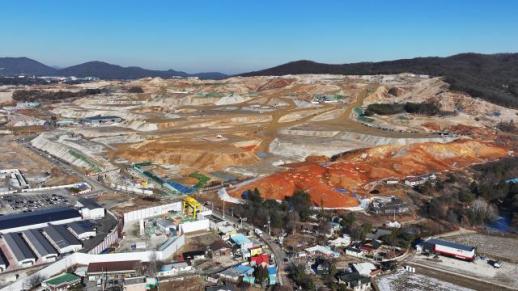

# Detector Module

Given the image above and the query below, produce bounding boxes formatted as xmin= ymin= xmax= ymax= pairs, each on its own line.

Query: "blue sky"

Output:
xmin=1 ymin=1 xmax=517 ymax=74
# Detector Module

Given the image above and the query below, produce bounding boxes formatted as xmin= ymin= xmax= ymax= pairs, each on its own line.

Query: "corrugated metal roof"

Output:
xmin=230 ymin=234 xmax=251 ymax=246
xmin=78 ymin=198 xmax=102 ymax=210
xmin=68 ymin=220 xmax=95 ymax=235
xmin=3 ymin=233 xmax=35 ymax=262
xmin=44 ymin=225 xmax=81 ymax=250
xmin=87 ymin=260 xmax=140 ymax=273
xmin=426 ymin=239 xmax=475 ymax=252
xmin=0 ymin=207 xmax=81 ymax=231
xmin=22 ymin=229 xmax=57 ymax=257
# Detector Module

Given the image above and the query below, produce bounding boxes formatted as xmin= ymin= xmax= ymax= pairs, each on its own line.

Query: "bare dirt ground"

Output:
xmin=410 ymin=253 xmax=518 ymax=290
xmin=157 ymin=276 xmax=204 ymax=291
xmin=0 ymin=136 xmax=77 ymax=186
xmin=5 ymin=74 xmax=516 ymax=208
xmin=377 ymin=269 xmax=474 ymax=291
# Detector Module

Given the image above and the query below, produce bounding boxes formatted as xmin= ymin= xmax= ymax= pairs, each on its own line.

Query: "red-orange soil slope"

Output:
xmin=231 ymin=140 xmax=510 ymax=208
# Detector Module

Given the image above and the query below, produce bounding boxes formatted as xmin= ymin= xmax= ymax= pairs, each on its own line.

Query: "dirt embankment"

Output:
xmin=112 ymin=142 xmax=260 ymax=172
xmin=232 ymin=139 xmax=510 ymax=208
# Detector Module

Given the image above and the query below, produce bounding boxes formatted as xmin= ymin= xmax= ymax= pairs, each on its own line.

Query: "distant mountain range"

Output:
xmin=0 ymin=57 xmax=227 ymax=80
xmin=242 ymin=53 xmax=518 ymax=108
xmin=2 ymin=53 xmax=518 ymax=108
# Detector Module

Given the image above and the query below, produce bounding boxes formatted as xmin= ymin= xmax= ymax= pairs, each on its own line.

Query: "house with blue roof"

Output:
xmin=218 ymin=264 xmax=255 ymax=284
xmin=230 ymin=234 xmax=253 ymax=248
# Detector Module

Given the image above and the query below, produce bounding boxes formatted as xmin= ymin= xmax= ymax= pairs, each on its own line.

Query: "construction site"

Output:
xmin=1 ymin=74 xmax=514 ymax=209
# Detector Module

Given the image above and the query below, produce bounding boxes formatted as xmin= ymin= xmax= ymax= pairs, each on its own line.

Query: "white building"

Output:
xmin=305 ymin=245 xmax=340 ymax=258
xmin=78 ymin=198 xmax=105 ymax=220
xmin=328 ymin=235 xmax=351 ymax=248
xmin=158 ymin=262 xmax=193 ymax=277
xmin=352 ymin=262 xmax=377 ymax=277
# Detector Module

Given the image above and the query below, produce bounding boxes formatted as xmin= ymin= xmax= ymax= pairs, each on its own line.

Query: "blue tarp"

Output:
xmin=164 ymin=180 xmax=195 ymax=194
xmin=234 ymin=264 xmax=254 ymax=275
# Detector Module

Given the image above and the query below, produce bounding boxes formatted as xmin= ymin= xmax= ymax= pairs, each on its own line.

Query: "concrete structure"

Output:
xmin=3 ymin=233 xmax=36 ymax=267
xmin=22 ymin=229 xmax=58 ymax=263
xmin=43 ymin=225 xmax=82 ymax=254
xmin=78 ymin=198 xmax=105 ymax=220
xmin=0 ymin=207 xmax=82 ymax=234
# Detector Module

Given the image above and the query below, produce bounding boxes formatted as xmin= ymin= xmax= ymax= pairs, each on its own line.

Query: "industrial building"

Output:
xmin=67 ymin=220 xmax=96 ymax=240
xmin=78 ymin=198 xmax=105 ymax=220
xmin=418 ymin=238 xmax=476 ymax=261
xmin=43 ymin=225 xmax=82 ymax=254
xmin=22 ymin=229 xmax=58 ymax=263
xmin=3 ymin=233 xmax=36 ymax=267
xmin=87 ymin=260 xmax=140 ymax=281
xmin=0 ymin=207 xmax=82 ymax=234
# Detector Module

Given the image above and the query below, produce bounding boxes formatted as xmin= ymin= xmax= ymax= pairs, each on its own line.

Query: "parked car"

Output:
xmin=488 ymin=260 xmax=502 ymax=268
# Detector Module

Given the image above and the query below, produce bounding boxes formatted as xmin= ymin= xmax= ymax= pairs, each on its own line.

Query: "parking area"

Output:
xmin=0 ymin=193 xmax=73 ymax=214
xmin=410 ymin=253 xmax=518 ymax=290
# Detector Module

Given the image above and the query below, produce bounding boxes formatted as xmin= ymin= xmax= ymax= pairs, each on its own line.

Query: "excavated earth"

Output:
xmin=231 ymin=140 xmax=511 ymax=208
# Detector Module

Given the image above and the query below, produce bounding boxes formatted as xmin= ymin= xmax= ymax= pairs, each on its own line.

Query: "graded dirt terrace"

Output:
xmin=8 ymin=74 xmax=516 ymax=207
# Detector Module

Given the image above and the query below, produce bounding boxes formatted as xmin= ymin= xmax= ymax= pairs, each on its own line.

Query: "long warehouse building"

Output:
xmin=3 ymin=233 xmax=36 ymax=267
xmin=0 ymin=207 xmax=82 ymax=234
xmin=22 ymin=229 xmax=58 ymax=263
xmin=43 ymin=225 xmax=82 ymax=254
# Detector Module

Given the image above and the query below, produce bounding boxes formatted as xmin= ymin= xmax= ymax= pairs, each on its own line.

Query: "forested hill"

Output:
xmin=241 ymin=53 xmax=518 ymax=108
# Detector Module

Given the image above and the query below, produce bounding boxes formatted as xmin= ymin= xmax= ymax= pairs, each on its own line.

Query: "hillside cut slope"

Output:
xmin=232 ymin=140 xmax=510 ymax=208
